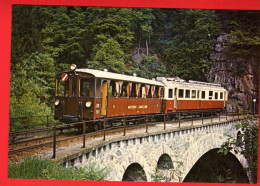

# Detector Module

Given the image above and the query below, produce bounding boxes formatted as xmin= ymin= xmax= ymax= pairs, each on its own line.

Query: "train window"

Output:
xmin=168 ymin=89 xmax=173 ymax=98
xmin=141 ymin=86 xmax=146 ymax=98
xmin=130 ymin=83 xmax=135 ymax=97
xmin=192 ymin=90 xmax=196 ymax=98
xmin=96 ymin=79 xmax=102 ymax=98
xmin=153 ymin=86 xmax=159 ymax=98
xmin=151 ymin=86 xmax=156 ymax=98
xmin=178 ymin=89 xmax=184 ymax=98
xmin=220 ymin=92 xmax=223 ymax=99
xmin=130 ymin=83 xmax=136 ymax=97
xmin=131 ymin=83 xmax=141 ymax=98
xmin=185 ymin=90 xmax=190 ymax=98
xmin=145 ymin=85 xmax=151 ymax=98
xmin=80 ymin=78 xmax=94 ymax=97
xmin=56 ymin=78 xmax=69 ymax=97
xmin=136 ymin=84 xmax=141 ymax=98
xmin=71 ymin=77 xmax=77 ymax=96
xmin=201 ymin=91 xmax=206 ymax=99
xmin=109 ymin=81 xmax=117 ymax=97
xmin=209 ymin=91 xmax=213 ymax=100
xmin=127 ymin=83 xmax=132 ymax=98
xmin=215 ymin=92 xmax=218 ymax=100
xmin=116 ymin=81 xmax=123 ymax=97
xmin=121 ymin=82 xmax=127 ymax=97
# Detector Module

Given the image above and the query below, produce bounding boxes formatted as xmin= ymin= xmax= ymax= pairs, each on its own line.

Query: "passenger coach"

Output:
xmin=54 ymin=64 xmax=164 ymax=121
xmin=157 ymin=77 xmax=228 ymax=113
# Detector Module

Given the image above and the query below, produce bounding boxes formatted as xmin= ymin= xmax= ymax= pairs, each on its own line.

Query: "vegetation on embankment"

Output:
xmin=8 ymin=156 xmax=110 ymax=180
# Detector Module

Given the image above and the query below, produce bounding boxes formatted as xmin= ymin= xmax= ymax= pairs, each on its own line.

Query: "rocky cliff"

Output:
xmin=207 ymin=34 xmax=259 ymax=113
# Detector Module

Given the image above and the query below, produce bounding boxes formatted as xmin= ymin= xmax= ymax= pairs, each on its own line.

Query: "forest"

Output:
xmin=10 ymin=6 xmax=260 ymax=120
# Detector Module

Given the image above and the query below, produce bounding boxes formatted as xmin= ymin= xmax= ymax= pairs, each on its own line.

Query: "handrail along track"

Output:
xmin=8 ymin=110 xmax=258 ymax=159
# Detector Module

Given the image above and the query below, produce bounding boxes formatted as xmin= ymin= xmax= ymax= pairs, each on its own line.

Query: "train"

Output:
xmin=54 ymin=64 xmax=228 ymax=127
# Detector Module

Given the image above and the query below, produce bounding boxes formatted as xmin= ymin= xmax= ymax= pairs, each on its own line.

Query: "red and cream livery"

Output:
xmin=54 ymin=65 xmax=228 ymax=122
xmin=157 ymin=77 xmax=228 ymax=113
xmin=54 ymin=65 xmax=164 ymax=121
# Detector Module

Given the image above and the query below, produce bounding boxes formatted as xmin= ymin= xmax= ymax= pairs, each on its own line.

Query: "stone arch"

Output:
xmin=183 ymin=148 xmax=250 ymax=183
xmin=237 ymin=131 xmax=242 ymax=142
xmin=122 ymin=163 xmax=147 ymax=181
xmin=180 ymin=132 xmax=248 ymax=182
xmin=180 ymin=133 xmax=226 ymax=179
xmin=152 ymin=153 xmax=175 ymax=182
xmin=157 ymin=153 xmax=174 ymax=169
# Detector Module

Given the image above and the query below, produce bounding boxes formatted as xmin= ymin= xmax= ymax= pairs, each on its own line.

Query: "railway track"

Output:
xmin=8 ymin=111 xmax=254 ymax=162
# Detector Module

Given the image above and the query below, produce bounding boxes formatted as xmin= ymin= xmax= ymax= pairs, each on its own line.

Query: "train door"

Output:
xmin=101 ymin=80 xmax=108 ymax=116
xmin=68 ymin=76 xmax=78 ymax=116
xmin=174 ymin=88 xmax=178 ymax=109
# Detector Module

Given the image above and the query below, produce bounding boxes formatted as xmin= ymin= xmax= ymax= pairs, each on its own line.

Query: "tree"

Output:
xmin=164 ymin=9 xmax=219 ymax=81
xmin=87 ymin=38 xmax=129 ymax=74
xmin=42 ymin=6 xmax=88 ymax=71
xmin=132 ymin=8 xmax=155 ymax=56
xmin=133 ymin=55 xmax=167 ymax=79
xmin=10 ymin=52 xmax=55 ymax=104
xmin=9 ymin=52 xmax=56 ymax=126
xmin=85 ymin=7 xmax=135 ymax=70
xmin=86 ymin=7 xmax=134 ymax=52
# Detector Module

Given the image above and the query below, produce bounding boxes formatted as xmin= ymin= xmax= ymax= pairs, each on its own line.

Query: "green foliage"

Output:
xmin=87 ymin=38 xmax=130 ymax=74
xmin=42 ymin=6 xmax=88 ymax=70
xmin=216 ymin=10 xmax=260 ymax=78
xmin=8 ymin=156 xmax=110 ymax=180
xmin=218 ymin=116 xmax=258 ymax=183
xmin=9 ymin=91 xmax=55 ymax=130
xmin=24 ymin=52 xmax=56 ymax=102
xmin=86 ymin=7 xmax=135 ymax=52
xmin=151 ymin=160 xmax=183 ymax=182
xmin=224 ymin=30 xmax=260 ymax=77
xmin=9 ymin=52 xmax=56 ymax=128
xmin=133 ymin=55 xmax=167 ymax=79
xmin=133 ymin=8 xmax=154 ymax=39
xmin=164 ymin=9 xmax=219 ymax=81
xmin=217 ymin=169 xmax=236 ymax=183
xmin=132 ymin=8 xmax=155 ymax=47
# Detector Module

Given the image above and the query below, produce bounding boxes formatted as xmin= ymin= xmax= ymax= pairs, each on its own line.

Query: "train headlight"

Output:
xmin=55 ymin=100 xmax=60 ymax=106
xmin=70 ymin=64 xmax=77 ymax=71
xmin=85 ymin=101 xmax=92 ymax=108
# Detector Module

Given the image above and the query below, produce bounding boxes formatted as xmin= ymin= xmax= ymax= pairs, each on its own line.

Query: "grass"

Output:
xmin=8 ymin=156 xmax=110 ymax=180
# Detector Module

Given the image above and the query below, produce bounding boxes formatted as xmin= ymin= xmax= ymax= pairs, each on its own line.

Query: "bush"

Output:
xmin=8 ymin=156 xmax=110 ymax=180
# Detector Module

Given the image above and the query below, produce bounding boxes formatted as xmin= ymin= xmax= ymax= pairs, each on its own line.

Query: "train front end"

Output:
xmin=54 ymin=64 xmax=101 ymax=122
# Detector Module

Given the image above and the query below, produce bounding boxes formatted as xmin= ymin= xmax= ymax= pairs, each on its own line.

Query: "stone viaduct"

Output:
xmin=55 ymin=118 xmax=252 ymax=182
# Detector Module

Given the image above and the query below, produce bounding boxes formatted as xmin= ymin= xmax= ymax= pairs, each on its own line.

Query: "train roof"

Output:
xmin=75 ymin=68 xmax=164 ymax=86
xmin=157 ymin=77 xmax=227 ymax=91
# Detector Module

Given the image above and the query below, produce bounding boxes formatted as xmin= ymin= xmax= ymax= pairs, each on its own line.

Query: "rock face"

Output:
xmin=207 ymin=34 xmax=259 ymax=112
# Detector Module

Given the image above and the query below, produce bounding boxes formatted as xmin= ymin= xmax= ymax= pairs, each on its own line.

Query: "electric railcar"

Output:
xmin=157 ymin=77 xmax=228 ymax=113
xmin=54 ymin=64 xmax=228 ymax=122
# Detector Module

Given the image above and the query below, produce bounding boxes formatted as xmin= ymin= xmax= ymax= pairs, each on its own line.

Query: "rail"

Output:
xmin=8 ymin=110 xmax=258 ymax=159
